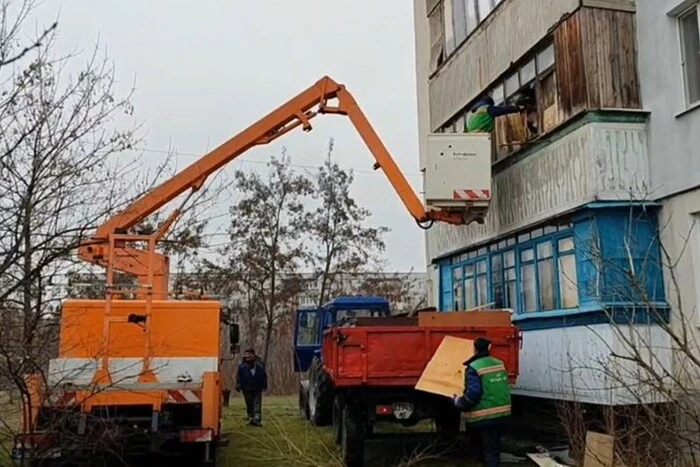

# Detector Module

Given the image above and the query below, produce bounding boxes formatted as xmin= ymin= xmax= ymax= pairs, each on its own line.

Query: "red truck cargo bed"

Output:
xmin=321 ymin=325 xmax=519 ymax=388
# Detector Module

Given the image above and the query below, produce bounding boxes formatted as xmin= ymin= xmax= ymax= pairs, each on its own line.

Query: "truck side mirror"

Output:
xmin=229 ymin=323 xmax=240 ymax=346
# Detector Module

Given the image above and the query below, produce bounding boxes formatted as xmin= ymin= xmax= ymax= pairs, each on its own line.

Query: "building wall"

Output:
xmin=414 ymin=0 xmax=675 ymax=404
xmin=414 ymin=0 xmax=431 ymax=172
xmin=414 ymin=0 xmax=438 ymax=306
xmin=637 ymin=0 xmax=700 ymax=388
xmin=428 ymin=116 xmax=650 ymax=260
xmin=658 ymin=189 xmax=700 ymax=388
xmin=428 ymin=0 xmax=579 ymax=129
xmin=637 ymin=0 xmax=700 ymax=199
xmin=516 ymin=323 xmax=671 ymax=405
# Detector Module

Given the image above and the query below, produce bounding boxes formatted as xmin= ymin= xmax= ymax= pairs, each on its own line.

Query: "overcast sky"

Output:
xmin=36 ymin=0 xmax=425 ymax=272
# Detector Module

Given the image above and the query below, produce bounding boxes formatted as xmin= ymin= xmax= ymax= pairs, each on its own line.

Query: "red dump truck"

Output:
xmin=294 ymin=297 xmax=520 ymax=466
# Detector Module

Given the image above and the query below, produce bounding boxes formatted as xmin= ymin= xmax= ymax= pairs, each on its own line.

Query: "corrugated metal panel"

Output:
xmin=512 ymin=323 xmax=671 ymax=405
xmin=590 ymin=123 xmax=649 ymax=196
xmin=427 ymin=121 xmax=649 ymax=258
xmin=428 ymin=0 xmax=580 ymax=129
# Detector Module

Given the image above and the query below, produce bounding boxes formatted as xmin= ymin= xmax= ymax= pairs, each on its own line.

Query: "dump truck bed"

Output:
xmin=320 ymin=324 xmax=519 ymax=387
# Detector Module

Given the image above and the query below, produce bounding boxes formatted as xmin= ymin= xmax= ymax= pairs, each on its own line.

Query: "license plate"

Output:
xmin=391 ymin=402 xmax=414 ymax=420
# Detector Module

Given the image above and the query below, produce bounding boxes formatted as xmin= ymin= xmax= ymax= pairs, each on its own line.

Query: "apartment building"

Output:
xmin=636 ymin=1 xmax=700 ymax=387
xmin=413 ymin=0 xmax=672 ymax=405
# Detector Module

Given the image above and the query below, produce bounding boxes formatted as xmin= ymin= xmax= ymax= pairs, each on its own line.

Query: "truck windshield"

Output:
xmin=337 ymin=308 xmax=388 ymax=320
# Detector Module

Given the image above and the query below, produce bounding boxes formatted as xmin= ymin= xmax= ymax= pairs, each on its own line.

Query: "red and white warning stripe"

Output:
xmin=179 ymin=428 xmax=213 ymax=443
xmin=452 ymin=189 xmax=491 ymax=200
xmin=180 ymin=428 xmax=214 ymax=443
xmin=166 ymin=389 xmax=202 ymax=403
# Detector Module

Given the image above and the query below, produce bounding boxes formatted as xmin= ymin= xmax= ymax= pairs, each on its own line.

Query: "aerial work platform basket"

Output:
xmin=423 ymin=132 xmax=493 ymax=225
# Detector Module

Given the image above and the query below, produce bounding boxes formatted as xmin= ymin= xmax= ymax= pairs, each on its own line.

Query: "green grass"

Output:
xmin=0 ymin=400 xmax=20 ymax=466
xmin=219 ymin=395 xmax=475 ymax=467
xmin=1 ymin=396 xmax=485 ymax=466
xmin=219 ymin=396 xmax=340 ymax=467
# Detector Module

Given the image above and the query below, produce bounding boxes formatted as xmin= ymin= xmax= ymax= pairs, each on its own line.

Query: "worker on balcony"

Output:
xmin=453 ymin=337 xmax=512 ymax=467
xmin=235 ymin=348 xmax=268 ymax=427
xmin=466 ymin=96 xmax=522 ymax=133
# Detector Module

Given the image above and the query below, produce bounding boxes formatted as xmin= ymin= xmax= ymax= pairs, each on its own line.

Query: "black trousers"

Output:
xmin=469 ymin=423 xmax=504 ymax=467
xmin=242 ymin=390 xmax=262 ymax=422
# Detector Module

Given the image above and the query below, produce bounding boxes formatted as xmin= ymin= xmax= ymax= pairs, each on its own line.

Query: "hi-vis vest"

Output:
xmin=466 ymin=106 xmax=494 ymax=133
xmin=463 ymin=356 xmax=512 ymax=423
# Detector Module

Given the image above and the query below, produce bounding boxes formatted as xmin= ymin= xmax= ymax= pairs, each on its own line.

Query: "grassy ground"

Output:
xmin=0 ymin=397 xmax=19 ymax=465
xmin=1 ymin=396 xmax=486 ymax=466
xmin=219 ymin=395 xmax=475 ymax=467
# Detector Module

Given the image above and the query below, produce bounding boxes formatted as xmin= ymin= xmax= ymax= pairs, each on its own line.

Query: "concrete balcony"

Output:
xmin=427 ymin=111 xmax=650 ymax=259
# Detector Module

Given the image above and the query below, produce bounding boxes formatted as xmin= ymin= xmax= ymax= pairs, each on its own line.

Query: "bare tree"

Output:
xmin=304 ymin=138 xmax=388 ymax=306
xmin=355 ymin=269 xmax=426 ymax=315
xmin=554 ymin=203 xmax=700 ymax=466
xmin=217 ymin=151 xmax=311 ymax=368
xmin=0 ymin=2 xmax=142 ymax=355
xmin=0 ymin=1 xmax=179 ymax=463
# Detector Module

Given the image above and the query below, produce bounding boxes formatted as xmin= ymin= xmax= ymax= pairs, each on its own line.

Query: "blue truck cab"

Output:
xmin=293 ymin=296 xmax=391 ymax=372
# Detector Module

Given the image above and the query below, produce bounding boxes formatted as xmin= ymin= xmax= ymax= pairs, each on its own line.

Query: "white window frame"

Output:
xmin=677 ymin=4 xmax=700 ymax=107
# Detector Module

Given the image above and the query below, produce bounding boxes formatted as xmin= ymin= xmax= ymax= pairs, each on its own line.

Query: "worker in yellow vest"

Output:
xmin=453 ymin=337 xmax=512 ymax=467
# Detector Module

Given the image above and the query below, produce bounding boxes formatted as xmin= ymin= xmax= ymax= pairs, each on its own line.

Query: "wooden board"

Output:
xmin=418 ymin=311 xmax=512 ymax=328
xmin=414 ymin=336 xmax=474 ymax=398
xmin=542 ymin=101 xmax=561 ymax=133
xmin=527 ymin=453 xmax=568 ymax=467
xmin=583 ymin=431 xmax=614 ymax=467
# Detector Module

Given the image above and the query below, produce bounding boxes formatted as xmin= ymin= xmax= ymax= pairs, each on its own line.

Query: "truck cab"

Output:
xmin=293 ymin=296 xmax=391 ymax=372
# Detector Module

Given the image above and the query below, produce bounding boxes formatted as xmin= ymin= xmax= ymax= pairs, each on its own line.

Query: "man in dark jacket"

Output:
xmin=453 ymin=337 xmax=511 ymax=467
xmin=235 ymin=348 xmax=268 ymax=426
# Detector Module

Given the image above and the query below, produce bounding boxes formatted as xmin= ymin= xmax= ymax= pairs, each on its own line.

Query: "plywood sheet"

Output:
xmin=583 ymin=431 xmax=614 ymax=467
xmin=415 ymin=336 xmax=474 ymax=398
xmin=527 ymin=453 xmax=568 ymax=467
xmin=418 ymin=311 xmax=512 ymax=328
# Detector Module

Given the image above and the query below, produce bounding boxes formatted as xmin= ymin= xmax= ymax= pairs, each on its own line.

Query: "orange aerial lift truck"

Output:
xmin=12 ymin=76 xmax=493 ymax=466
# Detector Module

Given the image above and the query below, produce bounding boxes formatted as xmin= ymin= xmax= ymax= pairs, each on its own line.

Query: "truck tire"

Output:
xmin=298 ymin=383 xmax=310 ymax=420
xmin=341 ymin=403 xmax=365 ymax=467
xmin=308 ymin=357 xmax=333 ymax=427
xmin=332 ymin=395 xmax=345 ymax=445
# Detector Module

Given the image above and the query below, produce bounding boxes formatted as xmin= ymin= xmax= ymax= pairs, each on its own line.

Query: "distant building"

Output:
xmin=67 ymin=270 xmax=428 ymax=315
xmin=291 ymin=272 xmax=429 ymax=313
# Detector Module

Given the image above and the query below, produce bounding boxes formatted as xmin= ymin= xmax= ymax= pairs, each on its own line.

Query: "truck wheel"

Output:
xmin=309 ymin=357 xmax=333 ymax=426
xmin=332 ymin=395 xmax=345 ymax=445
xmin=298 ymin=383 xmax=310 ymax=420
xmin=435 ymin=410 xmax=461 ymax=439
xmin=341 ymin=403 xmax=365 ymax=467
xmin=365 ymin=420 xmax=374 ymax=438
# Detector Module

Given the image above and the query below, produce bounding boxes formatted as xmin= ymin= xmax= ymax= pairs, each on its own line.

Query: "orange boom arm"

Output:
xmin=78 ymin=76 xmax=466 ymax=299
